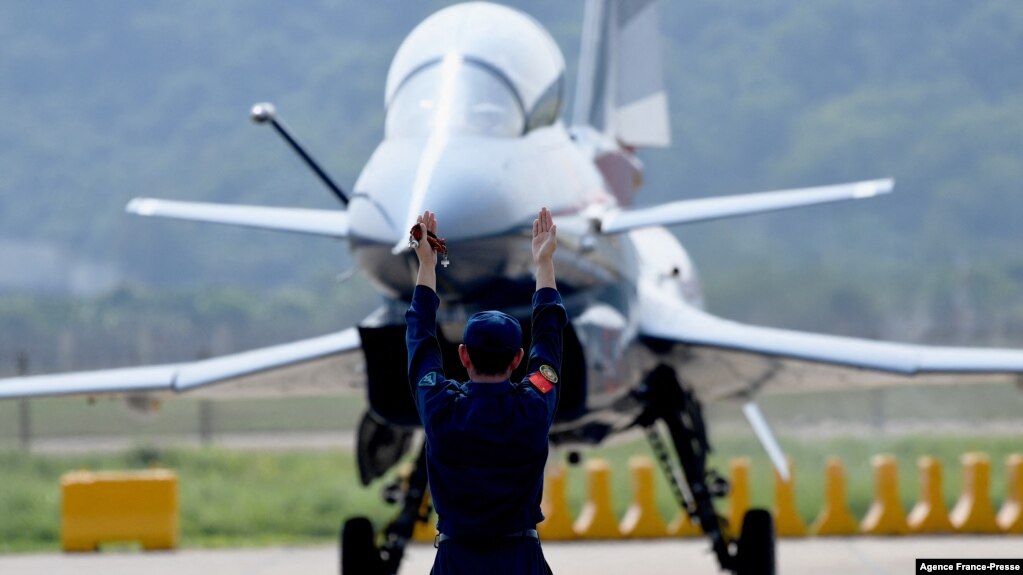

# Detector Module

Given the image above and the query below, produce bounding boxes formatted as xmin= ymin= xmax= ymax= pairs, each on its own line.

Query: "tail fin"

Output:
xmin=572 ymin=0 xmax=671 ymax=148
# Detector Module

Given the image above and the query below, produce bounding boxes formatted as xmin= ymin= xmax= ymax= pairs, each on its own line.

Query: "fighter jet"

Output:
xmin=3 ymin=1 xmax=1023 ymax=574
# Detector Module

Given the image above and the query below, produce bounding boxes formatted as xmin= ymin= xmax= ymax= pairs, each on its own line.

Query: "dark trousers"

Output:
xmin=430 ymin=537 xmax=553 ymax=575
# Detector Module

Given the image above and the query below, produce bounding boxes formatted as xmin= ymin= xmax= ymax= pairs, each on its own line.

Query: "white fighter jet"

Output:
xmin=3 ymin=2 xmax=1023 ymax=574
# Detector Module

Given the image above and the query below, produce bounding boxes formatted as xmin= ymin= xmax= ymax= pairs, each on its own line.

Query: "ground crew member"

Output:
xmin=406 ymin=207 xmax=566 ymax=575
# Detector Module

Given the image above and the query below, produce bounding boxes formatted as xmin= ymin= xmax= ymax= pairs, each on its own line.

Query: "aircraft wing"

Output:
xmin=638 ymin=283 xmax=1023 ymax=401
xmin=601 ymin=178 xmax=893 ymax=233
xmin=0 ymin=328 xmax=363 ymax=400
xmin=126 ymin=198 xmax=349 ymax=238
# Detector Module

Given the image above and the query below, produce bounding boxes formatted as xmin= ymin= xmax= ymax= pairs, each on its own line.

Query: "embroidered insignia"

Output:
xmin=538 ymin=364 xmax=558 ymax=384
xmin=418 ymin=372 xmax=438 ymax=388
xmin=528 ymin=371 xmax=554 ymax=394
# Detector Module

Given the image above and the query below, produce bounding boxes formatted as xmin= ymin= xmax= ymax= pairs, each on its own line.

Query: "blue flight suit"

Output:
xmin=406 ymin=285 xmax=567 ymax=575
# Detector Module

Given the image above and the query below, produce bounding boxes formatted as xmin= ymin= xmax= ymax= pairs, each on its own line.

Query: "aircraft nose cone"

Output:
xmin=389 ymin=160 xmax=513 ymax=253
xmin=410 ymin=162 xmax=512 ymax=237
xmin=351 ymin=137 xmax=525 ymax=248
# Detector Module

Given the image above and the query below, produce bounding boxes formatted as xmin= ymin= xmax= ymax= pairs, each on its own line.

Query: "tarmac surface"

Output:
xmin=1 ymin=537 xmax=1018 ymax=575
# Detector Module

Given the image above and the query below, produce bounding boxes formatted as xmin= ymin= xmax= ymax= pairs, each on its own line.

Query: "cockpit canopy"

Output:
xmin=384 ymin=2 xmax=565 ymax=138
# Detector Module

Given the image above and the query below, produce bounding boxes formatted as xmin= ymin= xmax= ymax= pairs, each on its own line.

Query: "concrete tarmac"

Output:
xmin=0 ymin=537 xmax=1018 ymax=575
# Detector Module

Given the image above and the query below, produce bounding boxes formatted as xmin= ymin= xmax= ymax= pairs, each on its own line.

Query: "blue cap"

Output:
xmin=463 ymin=311 xmax=522 ymax=353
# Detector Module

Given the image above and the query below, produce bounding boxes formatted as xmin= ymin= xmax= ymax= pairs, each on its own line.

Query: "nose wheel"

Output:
xmin=340 ymin=444 xmax=431 ymax=575
xmin=735 ymin=509 xmax=776 ymax=575
xmin=341 ymin=517 xmax=384 ymax=575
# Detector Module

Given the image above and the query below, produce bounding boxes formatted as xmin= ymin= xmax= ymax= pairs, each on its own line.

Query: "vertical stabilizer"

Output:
xmin=572 ymin=0 xmax=671 ymax=148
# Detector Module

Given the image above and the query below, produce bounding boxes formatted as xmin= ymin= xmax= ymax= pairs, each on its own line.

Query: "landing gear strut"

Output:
xmin=341 ymin=445 xmax=431 ymax=575
xmin=634 ymin=364 xmax=776 ymax=575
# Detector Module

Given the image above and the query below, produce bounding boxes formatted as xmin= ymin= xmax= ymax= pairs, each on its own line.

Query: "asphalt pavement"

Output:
xmin=0 ymin=537 xmax=1019 ymax=575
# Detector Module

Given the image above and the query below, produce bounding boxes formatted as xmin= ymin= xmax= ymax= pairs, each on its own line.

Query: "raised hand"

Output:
xmin=532 ymin=207 xmax=557 ymax=290
xmin=414 ymin=210 xmax=439 ymax=268
xmin=532 ymin=207 xmax=557 ymax=265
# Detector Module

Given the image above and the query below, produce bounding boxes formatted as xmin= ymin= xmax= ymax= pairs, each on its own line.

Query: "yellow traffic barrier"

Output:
xmin=61 ymin=469 xmax=178 ymax=552
xmin=727 ymin=457 xmax=750 ymax=537
xmin=666 ymin=508 xmax=702 ymax=537
xmin=997 ymin=454 xmax=1023 ymax=534
xmin=411 ymin=491 xmax=437 ymax=543
xmin=810 ymin=457 xmax=858 ymax=536
xmin=773 ymin=456 xmax=807 ymax=537
xmin=619 ymin=456 xmax=668 ymax=538
xmin=539 ymin=463 xmax=576 ymax=540
xmin=950 ymin=452 xmax=1000 ymax=533
xmin=573 ymin=459 xmax=621 ymax=539
xmin=386 ymin=462 xmax=437 ymax=543
xmin=860 ymin=454 xmax=908 ymax=535
xmin=907 ymin=456 xmax=954 ymax=534
xmin=412 ymin=520 xmax=437 ymax=543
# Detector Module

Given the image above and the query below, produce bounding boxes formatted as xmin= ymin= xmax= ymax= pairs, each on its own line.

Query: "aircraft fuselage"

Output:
xmin=346 ymin=118 xmax=704 ymax=437
xmin=322 ymin=1 xmax=708 ymax=440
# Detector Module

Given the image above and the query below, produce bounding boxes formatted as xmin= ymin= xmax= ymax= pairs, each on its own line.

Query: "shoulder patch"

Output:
xmin=538 ymin=364 xmax=559 ymax=384
xmin=528 ymin=371 xmax=554 ymax=394
xmin=417 ymin=372 xmax=438 ymax=388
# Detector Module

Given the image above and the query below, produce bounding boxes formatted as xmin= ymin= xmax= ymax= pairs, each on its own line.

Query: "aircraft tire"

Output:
xmin=341 ymin=516 xmax=383 ymax=575
xmin=735 ymin=508 xmax=775 ymax=575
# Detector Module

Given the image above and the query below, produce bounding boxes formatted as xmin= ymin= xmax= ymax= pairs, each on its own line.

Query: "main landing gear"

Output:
xmin=634 ymin=364 xmax=776 ymax=575
xmin=341 ymin=445 xmax=431 ymax=575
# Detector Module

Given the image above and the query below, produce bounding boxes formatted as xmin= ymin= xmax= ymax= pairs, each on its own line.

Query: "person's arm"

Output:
xmin=528 ymin=206 xmax=563 ymax=373
xmin=406 ymin=210 xmax=443 ymax=403
xmin=526 ymin=289 xmax=567 ymax=376
xmin=529 ymin=207 xmax=563 ymax=374
xmin=406 ymin=285 xmax=443 ymax=393
xmin=526 ymin=287 xmax=567 ymax=427
xmin=526 ymin=208 xmax=566 ymax=423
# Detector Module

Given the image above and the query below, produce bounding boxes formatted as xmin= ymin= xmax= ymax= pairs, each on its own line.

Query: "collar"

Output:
xmin=465 ymin=380 xmax=514 ymax=396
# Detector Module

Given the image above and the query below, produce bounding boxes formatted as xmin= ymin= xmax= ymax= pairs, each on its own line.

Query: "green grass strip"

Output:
xmin=1 ymin=433 xmax=1020 ymax=552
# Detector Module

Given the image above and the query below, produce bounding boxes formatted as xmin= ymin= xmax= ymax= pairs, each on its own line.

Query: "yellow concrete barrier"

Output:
xmin=663 ymin=457 xmax=703 ymax=537
xmin=573 ymin=459 xmax=621 ymax=539
xmin=727 ymin=457 xmax=750 ymax=537
xmin=810 ymin=457 xmax=858 ymax=536
xmin=411 ymin=490 xmax=437 ymax=543
xmin=61 ymin=469 xmax=178 ymax=552
xmin=619 ymin=456 xmax=668 ymax=538
xmin=997 ymin=453 xmax=1023 ymax=534
xmin=412 ymin=520 xmax=437 ymax=542
xmin=667 ymin=508 xmax=702 ymax=537
xmin=907 ymin=456 xmax=954 ymax=534
xmin=950 ymin=452 xmax=1000 ymax=534
xmin=773 ymin=456 xmax=807 ymax=537
xmin=860 ymin=454 xmax=908 ymax=535
xmin=535 ymin=450 xmax=1023 ymax=541
xmin=539 ymin=463 xmax=576 ymax=540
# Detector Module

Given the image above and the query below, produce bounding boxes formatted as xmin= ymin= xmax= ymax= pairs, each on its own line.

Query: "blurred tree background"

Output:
xmin=1 ymin=0 xmax=1021 ymax=375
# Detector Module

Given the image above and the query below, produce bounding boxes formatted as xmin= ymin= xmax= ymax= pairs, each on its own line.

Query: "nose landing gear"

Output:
xmin=635 ymin=364 xmax=776 ymax=575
